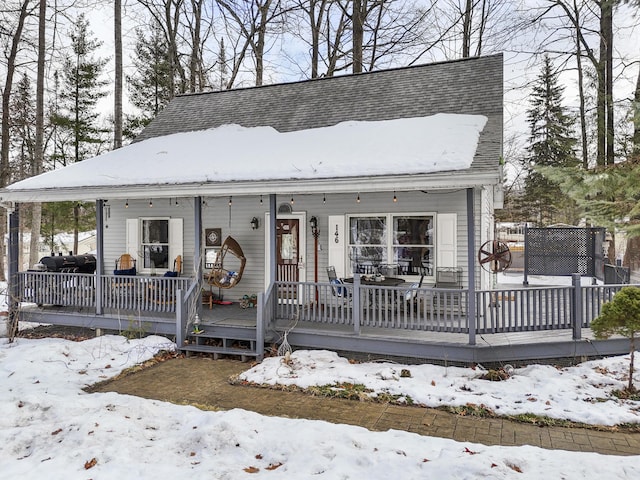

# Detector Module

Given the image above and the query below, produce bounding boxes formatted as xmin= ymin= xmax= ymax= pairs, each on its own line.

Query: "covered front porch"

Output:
xmin=12 ymin=264 xmax=632 ymax=364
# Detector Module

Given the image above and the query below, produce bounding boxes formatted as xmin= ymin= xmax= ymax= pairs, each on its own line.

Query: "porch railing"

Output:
xmin=15 ymin=270 xmax=634 ymax=346
xmin=17 ymin=271 xmax=190 ymax=314
xmin=274 ymin=276 xmax=633 ymax=341
xmin=18 ymin=271 xmax=97 ymax=308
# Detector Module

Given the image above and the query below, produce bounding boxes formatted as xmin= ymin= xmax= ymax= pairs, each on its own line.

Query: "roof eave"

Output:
xmin=0 ymin=170 xmax=500 ymax=204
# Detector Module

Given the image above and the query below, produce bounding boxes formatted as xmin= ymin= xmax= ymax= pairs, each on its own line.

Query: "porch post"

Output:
xmin=352 ymin=274 xmax=361 ymax=334
xmin=95 ymin=200 xmax=104 ymax=315
xmin=466 ymin=188 xmax=477 ymax=346
xmin=8 ymin=203 xmax=20 ymax=338
xmin=269 ymin=194 xmax=277 ymax=320
xmin=269 ymin=194 xmax=277 ymax=285
xmin=572 ymin=273 xmax=582 ymax=340
xmin=194 ymin=196 xmax=202 ymax=287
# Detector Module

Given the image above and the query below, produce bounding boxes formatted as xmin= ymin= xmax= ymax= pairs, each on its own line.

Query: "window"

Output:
xmin=141 ymin=219 xmax=169 ymax=270
xmin=393 ymin=216 xmax=434 ymax=276
xmin=348 ymin=214 xmax=434 ymax=276
xmin=126 ymin=217 xmax=183 ymax=274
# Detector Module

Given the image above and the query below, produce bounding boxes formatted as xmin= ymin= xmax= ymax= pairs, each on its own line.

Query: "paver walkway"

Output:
xmin=90 ymin=357 xmax=640 ymax=457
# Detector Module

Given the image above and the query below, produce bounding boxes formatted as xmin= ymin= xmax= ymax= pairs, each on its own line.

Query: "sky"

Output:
xmin=0 ymin=332 xmax=639 ymax=479
xmin=6 ymin=114 xmax=485 ymax=192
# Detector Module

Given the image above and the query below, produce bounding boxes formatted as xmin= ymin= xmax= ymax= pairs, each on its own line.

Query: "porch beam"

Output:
xmin=95 ymin=200 xmax=104 ymax=315
xmin=466 ymin=188 xmax=477 ymax=346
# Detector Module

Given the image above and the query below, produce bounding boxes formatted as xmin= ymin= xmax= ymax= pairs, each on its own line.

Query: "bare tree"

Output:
xmin=216 ymin=0 xmax=289 ymax=87
xmin=137 ymin=0 xmax=187 ymax=96
xmin=0 ymin=0 xmax=33 ymax=282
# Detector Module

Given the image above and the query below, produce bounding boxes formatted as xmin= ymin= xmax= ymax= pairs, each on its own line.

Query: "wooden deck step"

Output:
xmin=181 ymin=324 xmax=269 ymax=361
xmin=181 ymin=343 xmax=258 ymax=361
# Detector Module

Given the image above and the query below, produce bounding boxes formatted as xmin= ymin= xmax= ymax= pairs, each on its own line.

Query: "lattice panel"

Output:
xmin=526 ymin=227 xmax=605 ymax=278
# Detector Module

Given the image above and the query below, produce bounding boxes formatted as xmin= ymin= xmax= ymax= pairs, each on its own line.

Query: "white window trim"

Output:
xmin=126 ymin=217 xmax=183 ymax=275
xmin=345 ymin=212 xmax=437 ymax=279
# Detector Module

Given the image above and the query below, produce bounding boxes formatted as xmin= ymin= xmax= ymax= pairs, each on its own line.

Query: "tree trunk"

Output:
xmin=30 ymin=0 xmax=47 ymax=269
xmin=462 ymin=0 xmax=472 ymax=58
xmin=574 ymin=2 xmax=589 ymax=169
xmin=629 ymin=333 xmax=636 ymax=393
xmin=114 ymin=0 xmax=123 ymax=149
xmin=352 ymin=0 xmax=363 ymax=73
xmin=189 ymin=0 xmax=203 ymax=92
xmin=603 ymin=0 xmax=614 ymax=166
xmin=0 ymin=0 xmax=31 ymax=282
xmin=633 ymin=55 xmax=640 ymax=156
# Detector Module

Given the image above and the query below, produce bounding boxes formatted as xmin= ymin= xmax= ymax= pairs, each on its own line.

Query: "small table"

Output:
xmin=343 ymin=276 xmax=406 ymax=287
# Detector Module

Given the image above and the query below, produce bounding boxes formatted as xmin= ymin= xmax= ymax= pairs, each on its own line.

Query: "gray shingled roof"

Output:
xmin=137 ymin=54 xmax=503 ymax=180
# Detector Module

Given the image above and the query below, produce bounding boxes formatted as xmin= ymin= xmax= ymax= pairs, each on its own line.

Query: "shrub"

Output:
xmin=591 ymin=286 xmax=640 ymax=393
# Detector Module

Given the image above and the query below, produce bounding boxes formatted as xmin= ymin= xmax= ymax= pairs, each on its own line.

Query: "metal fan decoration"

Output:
xmin=478 ymin=240 xmax=512 ymax=273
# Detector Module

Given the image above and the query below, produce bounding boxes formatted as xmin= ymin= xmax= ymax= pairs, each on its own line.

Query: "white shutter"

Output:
xmin=169 ymin=218 xmax=184 ymax=271
xmin=327 ymin=215 xmax=346 ymax=278
xmin=436 ymin=213 xmax=457 ymax=268
xmin=125 ymin=218 xmax=139 ymax=263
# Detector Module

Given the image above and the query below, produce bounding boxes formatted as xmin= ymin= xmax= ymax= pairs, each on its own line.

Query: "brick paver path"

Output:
xmin=90 ymin=357 xmax=640 ymax=456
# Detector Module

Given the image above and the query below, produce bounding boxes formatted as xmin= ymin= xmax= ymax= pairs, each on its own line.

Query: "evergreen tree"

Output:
xmin=50 ymin=14 xmax=109 ymax=165
xmin=523 ymin=55 xmax=579 ymax=226
xmin=125 ymin=23 xmax=174 ymax=139
xmin=49 ymin=14 xmax=107 ymax=253
xmin=9 ymin=72 xmax=36 ymax=183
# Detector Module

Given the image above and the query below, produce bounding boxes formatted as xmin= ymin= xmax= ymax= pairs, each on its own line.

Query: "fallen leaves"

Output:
xmin=243 ymin=466 xmax=259 ymax=473
xmin=84 ymin=457 xmax=97 ymax=469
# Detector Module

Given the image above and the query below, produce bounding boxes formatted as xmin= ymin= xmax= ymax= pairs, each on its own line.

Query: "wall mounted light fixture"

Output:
xmin=250 ymin=217 xmax=260 ymax=230
xmin=310 ymin=216 xmax=319 ymax=237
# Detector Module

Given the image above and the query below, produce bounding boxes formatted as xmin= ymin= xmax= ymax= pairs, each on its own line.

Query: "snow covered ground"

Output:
xmin=1 ymin=334 xmax=639 ymax=479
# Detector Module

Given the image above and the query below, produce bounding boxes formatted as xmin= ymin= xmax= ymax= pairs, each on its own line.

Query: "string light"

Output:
xmin=125 ymin=200 xmax=128 ymax=208
xmin=290 ymin=196 xmax=294 ymax=205
xmin=260 ymin=195 xmax=263 ymax=205
xmin=323 ymin=193 xmax=326 ymax=204
xmin=149 ymin=199 xmax=153 ymax=208
xmin=393 ymin=191 xmax=397 ymax=202
xmin=356 ymin=193 xmax=360 ymax=203
xmin=228 ymin=196 xmax=232 ymax=206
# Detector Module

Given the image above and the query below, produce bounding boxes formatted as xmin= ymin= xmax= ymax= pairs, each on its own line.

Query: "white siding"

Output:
xmin=103 ymin=189 xmax=487 ymax=294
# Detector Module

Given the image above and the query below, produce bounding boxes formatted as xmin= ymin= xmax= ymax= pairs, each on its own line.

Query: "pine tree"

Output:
xmin=125 ymin=23 xmax=174 ymax=139
xmin=523 ymin=55 xmax=579 ymax=226
xmin=50 ymin=14 xmax=109 ymax=165
xmin=9 ymin=72 xmax=36 ymax=183
xmin=49 ymin=14 xmax=107 ymax=254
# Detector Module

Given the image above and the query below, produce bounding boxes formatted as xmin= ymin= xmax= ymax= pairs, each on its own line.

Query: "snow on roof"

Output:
xmin=7 ymin=113 xmax=487 ymax=191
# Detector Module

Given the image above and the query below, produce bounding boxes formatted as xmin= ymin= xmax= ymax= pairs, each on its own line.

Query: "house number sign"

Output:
xmin=334 ymin=225 xmax=339 ymax=243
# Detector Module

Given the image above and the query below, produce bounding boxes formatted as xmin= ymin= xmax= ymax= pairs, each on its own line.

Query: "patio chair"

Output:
xmin=114 ymin=253 xmax=136 ymax=275
xmin=326 ymin=266 xmax=338 ymax=282
xmin=163 ymin=255 xmax=182 ymax=278
xmin=207 ymin=236 xmax=246 ymax=289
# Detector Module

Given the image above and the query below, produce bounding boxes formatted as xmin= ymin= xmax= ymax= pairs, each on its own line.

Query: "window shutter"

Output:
xmin=436 ymin=213 xmax=457 ymax=268
xmin=125 ymin=218 xmax=139 ymax=263
xmin=169 ymin=218 xmax=184 ymax=271
xmin=327 ymin=215 xmax=345 ymax=278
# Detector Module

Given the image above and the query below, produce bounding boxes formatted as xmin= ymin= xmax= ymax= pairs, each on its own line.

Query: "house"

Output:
xmin=1 ymin=54 xmax=631 ymax=363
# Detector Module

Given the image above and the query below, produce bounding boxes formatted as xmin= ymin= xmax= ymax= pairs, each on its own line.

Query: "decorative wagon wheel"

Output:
xmin=478 ymin=240 xmax=512 ymax=273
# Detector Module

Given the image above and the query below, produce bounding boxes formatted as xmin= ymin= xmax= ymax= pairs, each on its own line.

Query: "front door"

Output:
xmin=277 ymin=219 xmax=299 ymax=300
xmin=264 ymin=213 xmax=307 ymax=301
